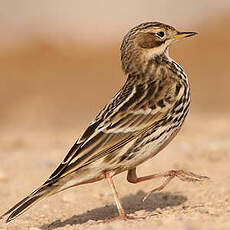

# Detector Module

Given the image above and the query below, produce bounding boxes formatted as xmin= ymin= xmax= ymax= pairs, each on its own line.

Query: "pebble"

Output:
xmin=225 ymin=207 xmax=230 ymax=212
xmin=0 ymin=171 xmax=7 ymax=181
xmin=197 ymin=207 xmax=209 ymax=214
xmin=62 ymin=192 xmax=76 ymax=202
xmin=134 ymin=210 xmax=146 ymax=216
xmin=155 ymin=208 xmax=163 ymax=214
xmin=87 ymin=220 xmax=96 ymax=225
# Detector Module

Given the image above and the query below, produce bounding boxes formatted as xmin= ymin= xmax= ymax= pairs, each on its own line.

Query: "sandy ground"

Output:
xmin=0 ymin=113 xmax=230 ymax=230
xmin=0 ymin=16 xmax=230 ymax=230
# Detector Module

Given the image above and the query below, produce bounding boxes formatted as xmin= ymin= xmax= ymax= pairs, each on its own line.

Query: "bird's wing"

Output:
xmin=45 ymin=76 xmax=173 ymax=183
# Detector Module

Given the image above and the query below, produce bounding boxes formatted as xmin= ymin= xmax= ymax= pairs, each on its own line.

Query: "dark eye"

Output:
xmin=156 ymin=31 xmax=165 ymax=38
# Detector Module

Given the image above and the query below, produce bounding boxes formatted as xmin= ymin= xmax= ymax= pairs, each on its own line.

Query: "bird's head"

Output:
xmin=120 ymin=22 xmax=197 ymax=74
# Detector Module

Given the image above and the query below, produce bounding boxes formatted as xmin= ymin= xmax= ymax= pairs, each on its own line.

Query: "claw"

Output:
xmin=143 ymin=176 xmax=174 ymax=202
xmin=142 ymin=170 xmax=209 ymax=202
xmin=176 ymin=170 xmax=209 ymax=183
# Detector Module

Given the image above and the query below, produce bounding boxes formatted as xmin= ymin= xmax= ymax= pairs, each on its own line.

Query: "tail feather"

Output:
xmin=0 ymin=182 xmax=59 ymax=223
xmin=6 ymin=194 xmax=43 ymax=223
xmin=0 ymin=196 xmax=30 ymax=220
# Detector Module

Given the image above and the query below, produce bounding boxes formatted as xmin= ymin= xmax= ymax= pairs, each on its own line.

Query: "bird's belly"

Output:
xmin=117 ymin=125 xmax=181 ymax=170
xmin=59 ymin=125 xmax=181 ymax=190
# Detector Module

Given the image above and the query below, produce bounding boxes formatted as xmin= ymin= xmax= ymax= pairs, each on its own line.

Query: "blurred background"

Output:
xmin=0 ymin=1 xmax=230 ymax=228
xmin=0 ymin=0 xmax=229 ymax=135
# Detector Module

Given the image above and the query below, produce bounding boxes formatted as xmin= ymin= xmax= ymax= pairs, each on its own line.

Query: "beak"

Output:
xmin=171 ymin=31 xmax=198 ymax=40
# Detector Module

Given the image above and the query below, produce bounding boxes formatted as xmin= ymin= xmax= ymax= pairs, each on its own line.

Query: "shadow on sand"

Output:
xmin=41 ymin=190 xmax=187 ymax=229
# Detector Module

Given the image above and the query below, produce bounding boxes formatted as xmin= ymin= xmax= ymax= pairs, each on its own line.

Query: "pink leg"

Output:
xmin=127 ymin=168 xmax=209 ymax=201
xmin=105 ymin=171 xmax=127 ymax=218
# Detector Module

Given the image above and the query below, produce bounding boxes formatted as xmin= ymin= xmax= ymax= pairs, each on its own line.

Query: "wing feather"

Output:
xmin=46 ymin=109 xmax=165 ymax=183
xmin=46 ymin=75 xmax=175 ymax=183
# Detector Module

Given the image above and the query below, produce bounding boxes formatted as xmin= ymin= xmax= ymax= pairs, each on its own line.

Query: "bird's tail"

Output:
xmin=0 ymin=181 xmax=59 ymax=223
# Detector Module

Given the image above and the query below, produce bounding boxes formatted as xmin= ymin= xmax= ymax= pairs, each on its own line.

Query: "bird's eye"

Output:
xmin=156 ymin=31 xmax=165 ymax=38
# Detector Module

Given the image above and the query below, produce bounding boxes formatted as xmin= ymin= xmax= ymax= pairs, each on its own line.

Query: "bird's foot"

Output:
xmin=143 ymin=169 xmax=209 ymax=202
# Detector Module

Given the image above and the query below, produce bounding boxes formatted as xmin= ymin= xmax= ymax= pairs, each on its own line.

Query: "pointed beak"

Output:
xmin=171 ymin=31 xmax=198 ymax=40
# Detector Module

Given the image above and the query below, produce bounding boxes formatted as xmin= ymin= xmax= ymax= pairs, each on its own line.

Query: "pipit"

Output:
xmin=1 ymin=22 xmax=208 ymax=223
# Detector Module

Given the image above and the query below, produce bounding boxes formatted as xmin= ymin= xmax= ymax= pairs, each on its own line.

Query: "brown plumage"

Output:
xmin=1 ymin=22 xmax=208 ymax=223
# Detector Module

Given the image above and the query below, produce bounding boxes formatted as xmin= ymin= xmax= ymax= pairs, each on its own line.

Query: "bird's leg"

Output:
xmin=105 ymin=171 xmax=127 ymax=219
xmin=127 ymin=168 xmax=209 ymax=201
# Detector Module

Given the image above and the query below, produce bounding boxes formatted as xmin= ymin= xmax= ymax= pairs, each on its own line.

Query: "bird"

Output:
xmin=1 ymin=22 xmax=208 ymax=223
